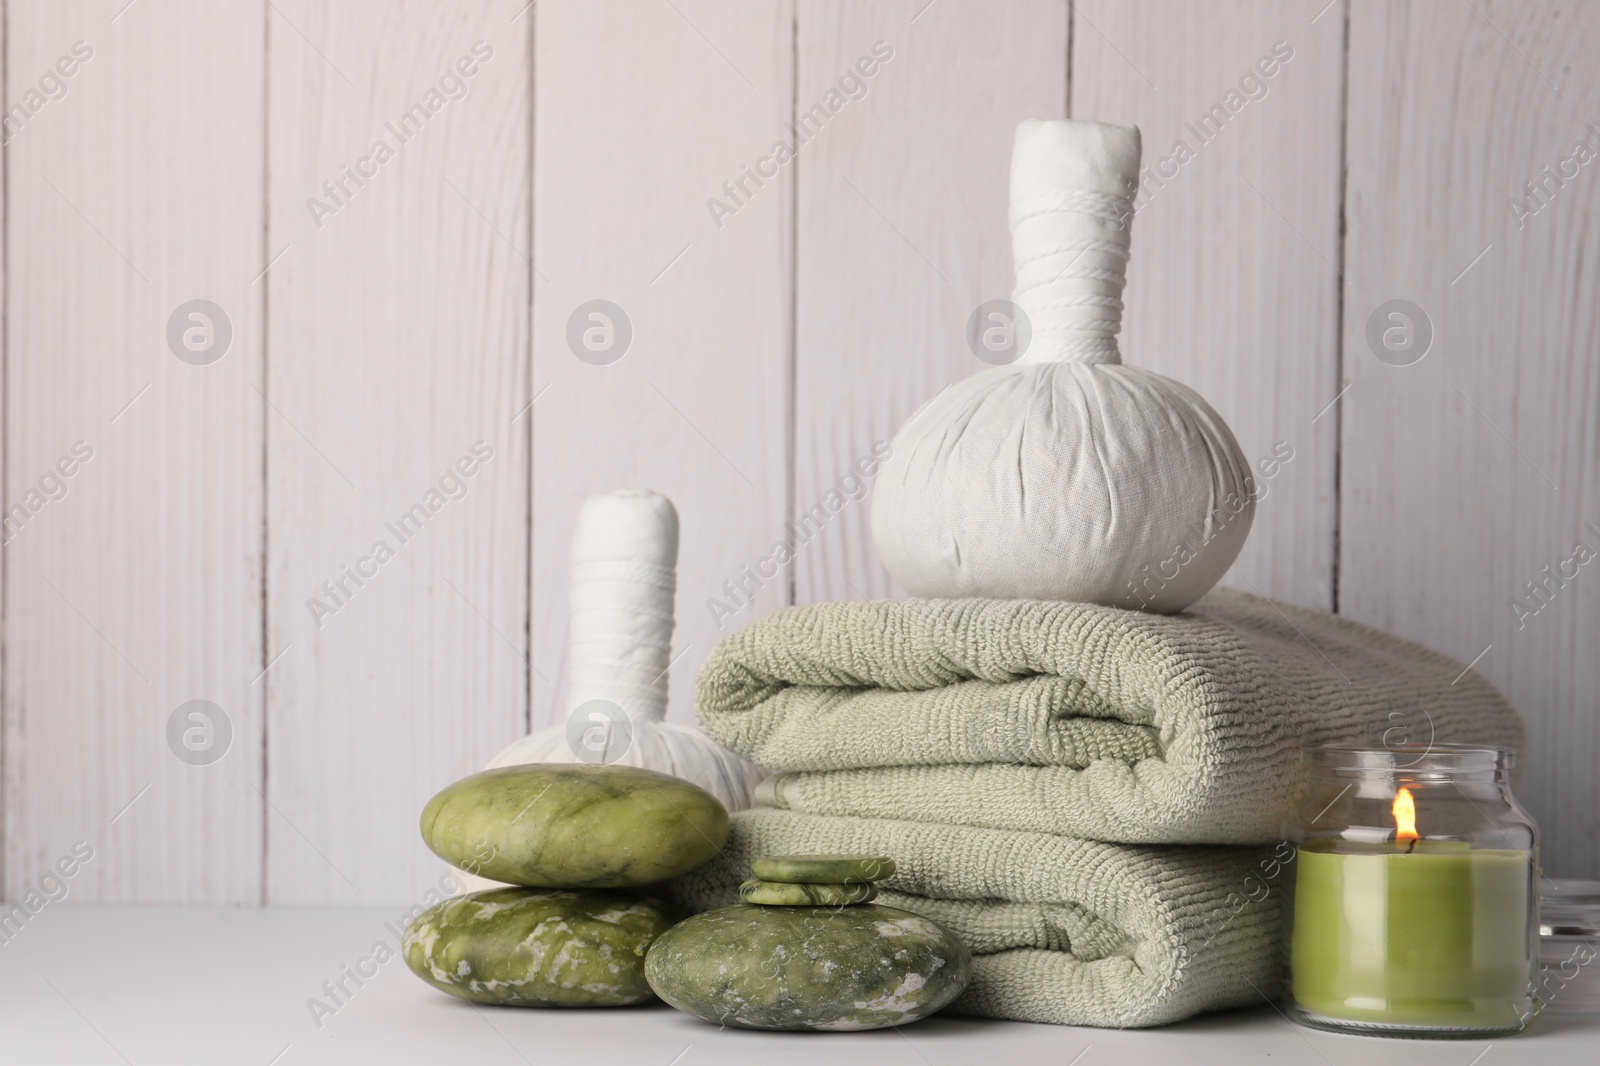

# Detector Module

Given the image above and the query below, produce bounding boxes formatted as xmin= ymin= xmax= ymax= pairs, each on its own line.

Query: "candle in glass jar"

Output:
xmin=1291 ymin=786 xmax=1531 ymax=1029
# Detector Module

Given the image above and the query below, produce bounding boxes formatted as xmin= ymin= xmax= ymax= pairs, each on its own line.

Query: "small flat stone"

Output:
xmin=403 ymin=887 xmax=678 ymax=1007
xmin=645 ymin=903 xmax=970 ymax=1031
xmin=738 ymin=879 xmax=877 ymax=906
xmin=750 ymin=854 xmax=896 ymax=885
xmin=420 ymin=764 xmax=729 ymax=888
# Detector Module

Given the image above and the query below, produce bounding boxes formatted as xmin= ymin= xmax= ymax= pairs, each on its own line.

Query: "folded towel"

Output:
xmin=668 ymin=809 xmax=1285 ymax=1027
xmin=696 ymin=589 xmax=1522 ymax=843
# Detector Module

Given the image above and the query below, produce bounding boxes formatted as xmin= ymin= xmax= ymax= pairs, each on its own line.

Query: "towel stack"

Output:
xmin=669 ymin=589 xmax=1523 ymax=1027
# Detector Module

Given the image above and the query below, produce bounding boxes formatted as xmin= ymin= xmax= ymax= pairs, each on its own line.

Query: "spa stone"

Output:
xmin=645 ymin=903 xmax=970 ymax=1030
xmin=750 ymin=854 xmax=896 ymax=884
xmin=738 ymin=879 xmax=877 ymax=906
xmin=403 ymin=887 xmax=678 ymax=1007
xmin=421 ymin=764 xmax=729 ymax=887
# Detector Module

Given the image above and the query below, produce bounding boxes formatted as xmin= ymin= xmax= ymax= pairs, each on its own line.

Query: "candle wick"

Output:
xmin=1405 ymin=838 xmax=1417 ymax=854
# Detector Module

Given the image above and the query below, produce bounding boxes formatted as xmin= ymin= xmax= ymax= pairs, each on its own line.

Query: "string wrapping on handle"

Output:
xmin=1009 ymin=120 xmax=1142 ymax=365
xmin=567 ymin=489 xmax=677 ymax=723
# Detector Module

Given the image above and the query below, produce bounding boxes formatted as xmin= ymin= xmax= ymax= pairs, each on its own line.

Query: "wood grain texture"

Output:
xmin=264 ymin=1 xmax=530 ymax=903
xmin=1 ymin=0 xmax=1596 ymax=905
xmin=3 ymin=0 xmax=265 ymax=903
xmin=1342 ymin=0 xmax=1600 ymax=876
xmin=530 ymin=0 xmax=793 ymax=728
xmin=1073 ymin=0 xmax=1346 ymax=612
xmin=791 ymin=0 xmax=1069 ymax=607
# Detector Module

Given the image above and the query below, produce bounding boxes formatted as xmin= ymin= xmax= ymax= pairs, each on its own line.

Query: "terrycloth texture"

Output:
xmin=696 ymin=588 xmax=1523 ymax=843
xmin=668 ymin=809 xmax=1283 ymax=1028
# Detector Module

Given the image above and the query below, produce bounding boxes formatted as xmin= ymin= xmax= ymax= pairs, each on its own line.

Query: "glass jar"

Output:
xmin=1538 ymin=879 xmax=1600 ymax=1014
xmin=1283 ymin=744 xmax=1539 ymax=1037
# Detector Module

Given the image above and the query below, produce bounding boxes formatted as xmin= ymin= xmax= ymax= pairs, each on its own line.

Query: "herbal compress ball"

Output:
xmin=872 ymin=120 xmax=1255 ymax=613
xmin=480 ymin=490 xmax=763 ymax=808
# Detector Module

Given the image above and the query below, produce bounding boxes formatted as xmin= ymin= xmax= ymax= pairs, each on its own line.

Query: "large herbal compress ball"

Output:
xmin=871 ymin=119 xmax=1255 ymax=613
xmin=871 ymin=360 xmax=1255 ymax=612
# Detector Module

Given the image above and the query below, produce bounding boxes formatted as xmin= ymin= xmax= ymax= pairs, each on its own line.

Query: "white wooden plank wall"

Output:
xmin=4 ymin=0 xmax=265 ymax=904
xmin=1 ymin=0 xmax=1595 ymax=905
xmin=792 ymin=0 xmax=1068 ymax=607
xmin=1074 ymin=0 xmax=1344 ymax=613
xmin=531 ymin=0 xmax=793 ymax=736
xmin=1341 ymin=0 xmax=1600 ymax=880
xmin=264 ymin=1 xmax=530 ymax=904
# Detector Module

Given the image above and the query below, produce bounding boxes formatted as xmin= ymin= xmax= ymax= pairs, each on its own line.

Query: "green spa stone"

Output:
xmin=645 ymin=903 xmax=971 ymax=1031
xmin=750 ymin=854 xmax=896 ymax=884
xmin=420 ymin=764 xmax=730 ymax=888
xmin=403 ymin=887 xmax=678 ymax=1007
xmin=738 ymin=879 xmax=877 ymax=906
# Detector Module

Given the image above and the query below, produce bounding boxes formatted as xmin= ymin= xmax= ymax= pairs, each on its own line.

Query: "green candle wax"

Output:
xmin=1291 ymin=842 xmax=1531 ymax=1029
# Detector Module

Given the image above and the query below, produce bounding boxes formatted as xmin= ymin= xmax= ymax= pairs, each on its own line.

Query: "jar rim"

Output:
xmin=1305 ymin=742 xmax=1516 ymax=775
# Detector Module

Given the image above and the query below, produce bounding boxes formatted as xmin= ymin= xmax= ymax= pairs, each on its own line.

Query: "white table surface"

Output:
xmin=1 ymin=907 xmax=1593 ymax=1065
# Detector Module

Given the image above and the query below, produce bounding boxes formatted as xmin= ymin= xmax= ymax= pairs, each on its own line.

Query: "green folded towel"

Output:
xmin=669 ymin=809 xmax=1285 ymax=1027
xmin=697 ymin=589 xmax=1522 ymax=843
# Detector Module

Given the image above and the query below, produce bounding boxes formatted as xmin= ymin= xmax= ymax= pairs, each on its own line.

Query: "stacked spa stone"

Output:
xmin=403 ymin=763 xmax=728 ymax=1007
xmin=403 ymin=769 xmax=973 ymax=1031
xmin=647 ymin=854 xmax=971 ymax=1030
xmin=739 ymin=853 xmax=891 ymax=905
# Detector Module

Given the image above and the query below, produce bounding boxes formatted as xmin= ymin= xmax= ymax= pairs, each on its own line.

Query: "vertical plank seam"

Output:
xmin=0 ymin=0 xmax=10 ymax=903
xmin=523 ymin=1 xmax=536 ymax=736
xmin=1064 ymin=0 xmax=1073 ymax=118
xmin=785 ymin=2 xmax=798 ymax=611
xmin=258 ymin=0 xmax=273 ymax=906
xmin=1330 ymin=0 xmax=1353 ymax=616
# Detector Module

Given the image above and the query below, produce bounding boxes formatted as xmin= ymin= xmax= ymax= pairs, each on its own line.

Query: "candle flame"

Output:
xmin=1393 ymin=786 xmax=1419 ymax=848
